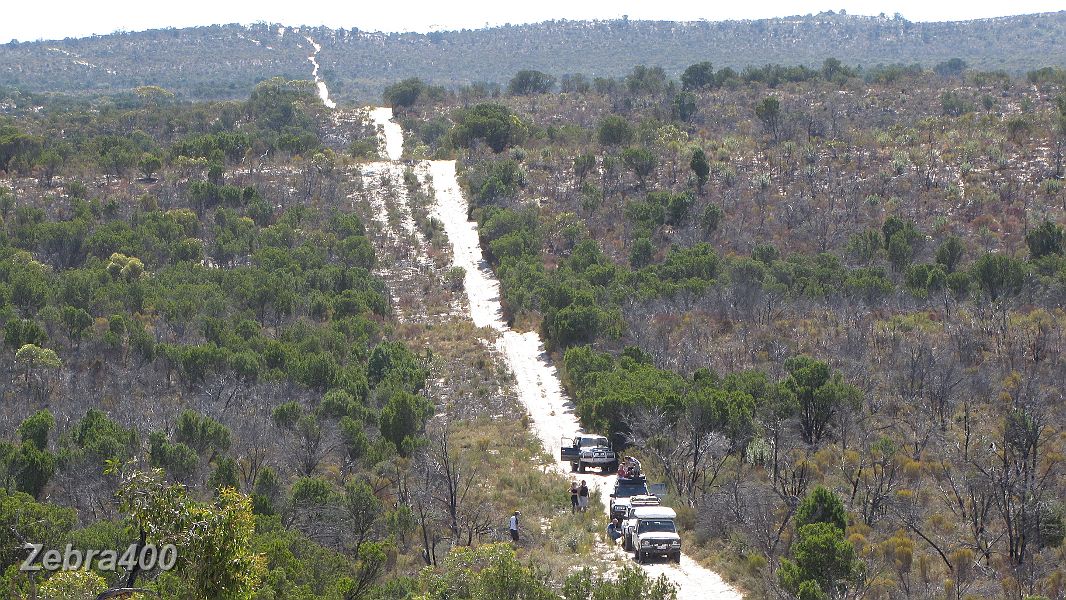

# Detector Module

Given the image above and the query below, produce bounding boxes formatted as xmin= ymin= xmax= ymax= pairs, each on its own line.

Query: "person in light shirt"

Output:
xmin=509 ymin=510 xmax=520 ymax=542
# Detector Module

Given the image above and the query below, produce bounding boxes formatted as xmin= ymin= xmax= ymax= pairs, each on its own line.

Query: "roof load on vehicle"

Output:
xmin=628 ymin=494 xmax=661 ymax=506
xmin=630 ymin=506 xmax=677 ymax=520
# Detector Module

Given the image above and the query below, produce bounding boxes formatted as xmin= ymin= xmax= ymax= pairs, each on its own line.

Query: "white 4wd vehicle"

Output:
xmin=623 ymin=505 xmax=681 ymax=563
xmin=560 ymin=435 xmax=618 ymax=473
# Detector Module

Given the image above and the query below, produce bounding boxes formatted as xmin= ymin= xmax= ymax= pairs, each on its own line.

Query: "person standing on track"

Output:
xmin=509 ymin=510 xmax=520 ymax=542
xmin=578 ymin=480 xmax=589 ymax=512
xmin=570 ymin=481 xmax=579 ymax=513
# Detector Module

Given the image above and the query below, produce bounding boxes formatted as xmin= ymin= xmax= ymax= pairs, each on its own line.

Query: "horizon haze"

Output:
xmin=4 ymin=0 xmax=1066 ymax=43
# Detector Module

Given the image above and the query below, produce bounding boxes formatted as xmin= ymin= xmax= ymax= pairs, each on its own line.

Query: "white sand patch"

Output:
xmin=369 ymin=107 xmax=404 ymax=161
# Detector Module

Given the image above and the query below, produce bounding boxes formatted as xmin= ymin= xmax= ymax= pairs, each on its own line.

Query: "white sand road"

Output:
xmin=303 ymin=36 xmax=336 ymax=109
xmin=368 ymin=107 xmax=404 ymax=161
xmin=426 ymin=158 xmax=742 ymax=600
xmin=326 ymin=78 xmax=741 ymax=598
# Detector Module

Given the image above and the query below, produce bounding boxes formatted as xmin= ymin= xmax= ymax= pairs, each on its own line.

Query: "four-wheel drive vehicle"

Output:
xmin=609 ymin=476 xmax=651 ymax=520
xmin=560 ymin=435 xmax=617 ymax=473
xmin=622 ymin=506 xmax=681 ymax=563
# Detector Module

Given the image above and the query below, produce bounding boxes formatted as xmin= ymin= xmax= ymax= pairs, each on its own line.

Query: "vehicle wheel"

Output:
xmin=578 ymin=461 xmax=586 ymax=473
xmin=636 ymin=551 xmax=644 ymax=564
xmin=673 ymin=552 xmax=681 ymax=563
xmin=570 ymin=461 xmax=578 ymax=472
xmin=623 ymin=536 xmax=631 ymax=551
xmin=607 ymin=460 xmax=618 ymax=473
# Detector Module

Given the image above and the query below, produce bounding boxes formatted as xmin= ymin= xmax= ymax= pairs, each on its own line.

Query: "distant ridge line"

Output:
xmin=2 ymin=12 xmax=1064 ymax=102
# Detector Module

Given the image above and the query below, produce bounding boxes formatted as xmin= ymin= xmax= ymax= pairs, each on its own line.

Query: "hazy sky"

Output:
xmin=4 ymin=0 xmax=1064 ymax=42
